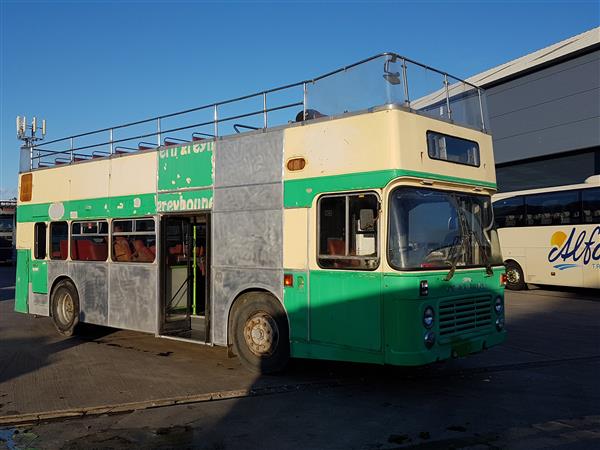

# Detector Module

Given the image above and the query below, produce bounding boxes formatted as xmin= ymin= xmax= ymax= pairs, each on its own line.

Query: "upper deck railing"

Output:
xmin=22 ymin=52 xmax=488 ymax=171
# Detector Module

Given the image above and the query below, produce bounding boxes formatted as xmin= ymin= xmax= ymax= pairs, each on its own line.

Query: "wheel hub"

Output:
xmin=58 ymin=292 xmax=74 ymax=325
xmin=244 ymin=312 xmax=279 ymax=356
xmin=507 ymin=268 xmax=520 ymax=284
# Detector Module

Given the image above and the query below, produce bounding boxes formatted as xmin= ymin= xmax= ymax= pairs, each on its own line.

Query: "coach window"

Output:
xmin=112 ymin=218 xmax=156 ymax=263
xmin=525 ymin=191 xmax=581 ymax=226
xmin=318 ymin=193 xmax=379 ymax=270
xmin=50 ymin=222 xmax=68 ymax=260
xmin=71 ymin=221 xmax=108 ymax=261
xmin=582 ymin=188 xmax=600 ymax=224
xmin=494 ymin=196 xmax=525 ymax=227
xmin=34 ymin=222 xmax=47 ymax=259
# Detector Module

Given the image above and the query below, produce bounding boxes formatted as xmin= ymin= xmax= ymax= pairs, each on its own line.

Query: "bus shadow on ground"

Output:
xmin=0 ymin=323 xmax=116 ymax=387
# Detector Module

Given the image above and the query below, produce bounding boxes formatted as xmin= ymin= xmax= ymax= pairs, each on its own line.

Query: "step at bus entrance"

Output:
xmin=160 ymin=214 xmax=210 ymax=343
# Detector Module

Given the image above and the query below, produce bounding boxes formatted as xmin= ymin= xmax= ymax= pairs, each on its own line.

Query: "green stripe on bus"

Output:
xmin=17 ymin=193 xmax=157 ymax=223
xmin=283 ymin=169 xmax=496 ymax=208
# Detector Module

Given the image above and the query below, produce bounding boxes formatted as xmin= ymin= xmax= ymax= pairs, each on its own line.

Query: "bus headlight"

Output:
xmin=495 ymin=317 xmax=505 ymax=331
xmin=423 ymin=306 xmax=434 ymax=329
xmin=494 ymin=296 xmax=503 ymax=315
xmin=424 ymin=331 xmax=436 ymax=349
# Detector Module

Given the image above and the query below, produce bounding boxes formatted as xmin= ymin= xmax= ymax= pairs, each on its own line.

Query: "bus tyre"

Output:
xmin=505 ymin=261 xmax=526 ymax=291
xmin=51 ymin=279 xmax=80 ymax=336
xmin=230 ymin=292 xmax=290 ymax=374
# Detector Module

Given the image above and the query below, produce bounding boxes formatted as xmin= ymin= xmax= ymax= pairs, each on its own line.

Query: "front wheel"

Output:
xmin=230 ymin=292 xmax=290 ymax=374
xmin=505 ymin=260 xmax=526 ymax=291
xmin=51 ymin=279 xmax=80 ymax=336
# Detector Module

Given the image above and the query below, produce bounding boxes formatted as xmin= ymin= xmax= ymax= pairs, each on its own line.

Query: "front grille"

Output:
xmin=438 ymin=296 xmax=492 ymax=337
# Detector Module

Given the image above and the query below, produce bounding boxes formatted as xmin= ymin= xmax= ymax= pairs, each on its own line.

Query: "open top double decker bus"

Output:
xmin=15 ymin=53 xmax=506 ymax=373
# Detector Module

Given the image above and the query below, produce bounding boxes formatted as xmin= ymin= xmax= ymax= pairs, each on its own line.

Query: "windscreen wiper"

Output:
xmin=444 ymin=194 xmax=470 ymax=282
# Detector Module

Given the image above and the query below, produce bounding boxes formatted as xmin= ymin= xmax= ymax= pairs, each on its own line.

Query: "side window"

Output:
xmin=50 ymin=222 xmax=68 ymax=260
xmin=318 ymin=193 xmax=379 ymax=270
xmin=525 ymin=191 xmax=581 ymax=226
xmin=582 ymin=188 xmax=600 ymax=224
xmin=427 ymin=131 xmax=480 ymax=167
xmin=493 ymin=196 xmax=524 ymax=228
xmin=34 ymin=222 xmax=47 ymax=259
xmin=112 ymin=218 xmax=156 ymax=263
xmin=71 ymin=221 xmax=108 ymax=261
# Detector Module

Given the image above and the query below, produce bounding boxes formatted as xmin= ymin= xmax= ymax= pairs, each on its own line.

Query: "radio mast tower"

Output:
xmin=16 ymin=116 xmax=46 ymax=169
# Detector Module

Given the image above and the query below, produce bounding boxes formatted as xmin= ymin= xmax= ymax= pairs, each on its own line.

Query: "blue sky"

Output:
xmin=1 ymin=0 xmax=598 ymax=198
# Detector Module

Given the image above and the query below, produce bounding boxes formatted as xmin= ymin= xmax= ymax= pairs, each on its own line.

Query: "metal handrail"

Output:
xmin=27 ymin=52 xmax=486 ymax=169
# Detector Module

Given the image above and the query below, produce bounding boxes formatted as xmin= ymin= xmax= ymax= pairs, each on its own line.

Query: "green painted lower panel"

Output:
xmin=284 ymin=169 xmax=497 ymax=208
xmin=14 ymin=249 xmax=30 ymax=313
xmin=309 ymin=270 xmax=382 ymax=352
xmin=291 ymin=341 xmax=384 ymax=365
xmin=31 ymin=259 xmax=48 ymax=294
xmin=283 ymin=271 xmax=309 ymax=342
xmin=286 ymin=267 xmax=506 ymax=366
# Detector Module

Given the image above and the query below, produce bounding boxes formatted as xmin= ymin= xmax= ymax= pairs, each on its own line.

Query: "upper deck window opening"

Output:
xmin=427 ymin=131 xmax=480 ymax=167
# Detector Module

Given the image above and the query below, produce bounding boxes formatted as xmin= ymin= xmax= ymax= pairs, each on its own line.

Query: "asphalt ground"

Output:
xmin=0 ymin=265 xmax=599 ymax=449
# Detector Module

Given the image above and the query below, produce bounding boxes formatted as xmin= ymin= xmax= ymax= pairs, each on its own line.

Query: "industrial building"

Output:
xmin=467 ymin=27 xmax=600 ymax=192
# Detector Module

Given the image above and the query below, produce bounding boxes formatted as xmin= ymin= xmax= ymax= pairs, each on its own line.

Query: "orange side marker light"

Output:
xmin=284 ymin=274 xmax=294 ymax=287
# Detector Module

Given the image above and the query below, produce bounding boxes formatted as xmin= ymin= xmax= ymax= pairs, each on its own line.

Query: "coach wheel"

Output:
xmin=230 ymin=292 xmax=290 ymax=374
xmin=51 ymin=279 xmax=80 ymax=336
xmin=505 ymin=261 xmax=526 ymax=291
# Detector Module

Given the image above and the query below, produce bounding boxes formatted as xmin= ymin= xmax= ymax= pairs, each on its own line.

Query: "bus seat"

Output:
xmin=327 ymin=238 xmax=345 ymax=255
xmin=76 ymin=239 xmax=92 ymax=260
xmin=60 ymin=240 xmax=68 ymax=259
xmin=169 ymin=244 xmax=183 ymax=255
xmin=71 ymin=240 xmax=79 ymax=260
xmin=90 ymin=240 xmax=108 ymax=261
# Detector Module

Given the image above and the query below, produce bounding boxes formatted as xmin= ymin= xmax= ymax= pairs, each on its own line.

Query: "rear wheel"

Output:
xmin=51 ymin=279 xmax=80 ymax=336
xmin=505 ymin=260 xmax=526 ymax=291
xmin=230 ymin=292 xmax=290 ymax=374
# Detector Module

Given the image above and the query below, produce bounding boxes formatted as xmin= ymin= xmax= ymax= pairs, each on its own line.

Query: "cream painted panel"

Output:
xmin=26 ymin=160 xmax=111 ymax=204
xmin=395 ymin=111 xmax=496 ymax=186
xmin=284 ymin=110 xmax=398 ymax=181
xmin=284 ymin=108 xmax=495 ymax=186
xmin=16 ymin=222 xmax=34 ymax=249
xmin=69 ymin=160 xmax=111 ymax=200
xmin=110 ymin=152 xmax=157 ymax=196
xmin=283 ymin=208 xmax=309 ymax=270
xmin=26 ymin=169 xmax=70 ymax=204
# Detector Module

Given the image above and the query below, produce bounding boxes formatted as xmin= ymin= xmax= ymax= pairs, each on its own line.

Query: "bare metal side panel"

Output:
xmin=109 ymin=264 xmax=158 ymax=333
xmin=28 ymin=286 xmax=49 ymax=316
xmin=212 ymin=131 xmax=284 ymax=346
xmin=69 ymin=262 xmax=109 ymax=326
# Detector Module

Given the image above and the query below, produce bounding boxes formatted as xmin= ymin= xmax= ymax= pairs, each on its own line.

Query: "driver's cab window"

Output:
xmin=317 ymin=192 xmax=379 ymax=270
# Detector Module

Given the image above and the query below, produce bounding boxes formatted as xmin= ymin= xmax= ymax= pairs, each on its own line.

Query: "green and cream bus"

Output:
xmin=493 ymin=176 xmax=600 ymax=290
xmin=15 ymin=53 xmax=506 ymax=373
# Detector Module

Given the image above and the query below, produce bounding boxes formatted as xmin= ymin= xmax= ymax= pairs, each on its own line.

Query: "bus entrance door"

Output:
xmin=161 ymin=215 xmax=210 ymax=343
